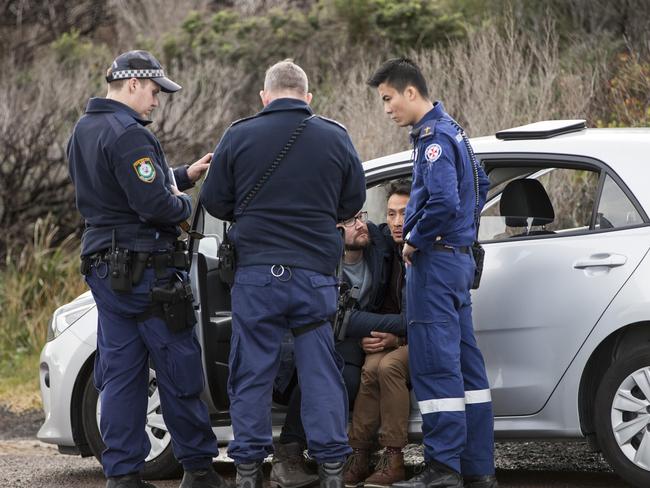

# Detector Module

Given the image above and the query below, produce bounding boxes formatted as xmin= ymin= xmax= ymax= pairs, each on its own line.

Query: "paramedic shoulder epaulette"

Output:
xmin=419 ymin=121 xmax=437 ymax=140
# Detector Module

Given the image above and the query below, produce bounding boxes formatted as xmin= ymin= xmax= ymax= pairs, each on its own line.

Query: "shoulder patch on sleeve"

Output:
xmin=316 ymin=115 xmax=347 ymax=131
xmin=424 ymin=143 xmax=443 ymax=163
xmin=133 ymin=157 xmax=156 ymax=183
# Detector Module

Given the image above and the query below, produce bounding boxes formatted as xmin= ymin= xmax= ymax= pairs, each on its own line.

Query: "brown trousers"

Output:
xmin=348 ymin=345 xmax=410 ymax=449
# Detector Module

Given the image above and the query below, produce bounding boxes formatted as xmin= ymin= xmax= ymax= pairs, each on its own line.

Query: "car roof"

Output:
xmin=363 ymin=128 xmax=650 ymax=213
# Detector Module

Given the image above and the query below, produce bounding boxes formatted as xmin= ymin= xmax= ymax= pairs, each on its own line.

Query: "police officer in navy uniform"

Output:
xmin=200 ymin=59 xmax=366 ymax=488
xmin=367 ymin=59 xmax=496 ymax=488
xmin=67 ymin=50 xmax=227 ymax=488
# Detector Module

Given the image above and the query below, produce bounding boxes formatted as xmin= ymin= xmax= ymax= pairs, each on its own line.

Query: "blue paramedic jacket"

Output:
xmin=404 ymin=101 xmax=490 ymax=250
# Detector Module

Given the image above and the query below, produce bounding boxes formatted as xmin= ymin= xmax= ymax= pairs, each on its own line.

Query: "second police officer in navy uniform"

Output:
xmin=368 ymin=59 xmax=496 ymax=488
xmin=200 ymin=59 xmax=366 ymax=488
xmin=68 ymin=50 xmax=227 ymax=488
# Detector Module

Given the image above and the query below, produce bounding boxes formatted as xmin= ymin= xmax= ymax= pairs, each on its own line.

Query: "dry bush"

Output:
xmin=316 ymin=21 xmax=599 ymax=161
xmin=153 ymin=59 xmax=243 ymax=163
xmin=0 ymin=55 xmax=104 ymax=254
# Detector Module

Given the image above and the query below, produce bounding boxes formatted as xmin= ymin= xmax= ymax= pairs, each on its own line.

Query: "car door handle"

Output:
xmin=573 ymin=253 xmax=627 ymax=269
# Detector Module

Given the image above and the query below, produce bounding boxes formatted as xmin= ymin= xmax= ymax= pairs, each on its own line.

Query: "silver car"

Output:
xmin=38 ymin=121 xmax=650 ymax=488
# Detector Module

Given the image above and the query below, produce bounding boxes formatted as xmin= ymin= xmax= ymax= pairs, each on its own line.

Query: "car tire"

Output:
xmin=594 ymin=348 xmax=650 ymax=488
xmin=81 ymin=366 xmax=182 ymax=480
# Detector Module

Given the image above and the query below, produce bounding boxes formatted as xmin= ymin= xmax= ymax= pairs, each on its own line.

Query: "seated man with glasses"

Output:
xmin=271 ymin=209 xmax=405 ymax=488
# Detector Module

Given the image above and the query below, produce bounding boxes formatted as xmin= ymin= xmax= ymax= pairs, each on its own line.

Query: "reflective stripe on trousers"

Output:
xmin=418 ymin=389 xmax=492 ymax=414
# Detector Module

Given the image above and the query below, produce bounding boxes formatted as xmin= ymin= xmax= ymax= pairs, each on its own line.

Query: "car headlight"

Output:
xmin=47 ymin=292 xmax=96 ymax=341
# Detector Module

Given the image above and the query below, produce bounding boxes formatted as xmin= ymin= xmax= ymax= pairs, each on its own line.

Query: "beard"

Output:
xmin=346 ymin=233 xmax=370 ymax=251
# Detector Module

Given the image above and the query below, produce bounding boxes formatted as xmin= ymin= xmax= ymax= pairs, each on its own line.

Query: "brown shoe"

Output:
xmin=342 ymin=448 xmax=370 ymax=487
xmin=362 ymin=447 xmax=405 ymax=488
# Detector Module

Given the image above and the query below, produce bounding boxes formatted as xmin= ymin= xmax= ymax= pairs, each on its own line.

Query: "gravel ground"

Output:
xmin=0 ymin=407 xmax=633 ymax=488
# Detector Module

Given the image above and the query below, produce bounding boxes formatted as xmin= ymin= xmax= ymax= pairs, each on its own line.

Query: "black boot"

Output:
xmin=390 ymin=461 xmax=462 ymax=488
xmin=180 ymin=465 xmax=231 ymax=488
xmin=318 ymin=461 xmax=344 ymax=488
xmin=463 ymin=475 xmax=498 ymax=488
xmin=106 ymin=474 xmax=158 ymax=488
xmin=236 ymin=461 xmax=264 ymax=488
xmin=270 ymin=442 xmax=319 ymax=488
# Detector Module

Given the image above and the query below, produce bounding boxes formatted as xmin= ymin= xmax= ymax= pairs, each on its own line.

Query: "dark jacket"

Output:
xmin=337 ymin=222 xmax=407 ymax=369
xmin=68 ymin=98 xmax=194 ymax=256
xmin=199 ymin=98 xmax=366 ymax=276
xmin=344 ymin=222 xmax=406 ymax=339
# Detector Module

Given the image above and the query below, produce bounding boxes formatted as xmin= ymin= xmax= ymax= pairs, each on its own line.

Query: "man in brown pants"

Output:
xmin=344 ymin=180 xmax=411 ymax=488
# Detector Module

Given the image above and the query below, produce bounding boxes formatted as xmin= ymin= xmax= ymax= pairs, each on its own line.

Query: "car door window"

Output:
xmin=595 ymin=175 xmax=643 ymax=229
xmin=480 ymin=167 xmax=599 ymax=241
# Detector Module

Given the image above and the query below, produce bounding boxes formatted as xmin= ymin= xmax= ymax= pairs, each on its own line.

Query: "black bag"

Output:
xmin=216 ymin=115 xmax=315 ymax=286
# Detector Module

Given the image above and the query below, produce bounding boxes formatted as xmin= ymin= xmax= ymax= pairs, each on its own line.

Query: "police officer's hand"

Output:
xmin=361 ymin=331 xmax=400 ymax=353
xmin=402 ymin=242 xmax=417 ymax=266
xmin=187 ymin=153 xmax=213 ymax=182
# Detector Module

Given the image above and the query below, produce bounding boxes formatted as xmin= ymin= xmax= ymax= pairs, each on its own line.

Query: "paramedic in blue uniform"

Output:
xmin=200 ymin=59 xmax=366 ymax=488
xmin=67 ymin=50 xmax=226 ymax=488
xmin=367 ymin=58 xmax=496 ymax=488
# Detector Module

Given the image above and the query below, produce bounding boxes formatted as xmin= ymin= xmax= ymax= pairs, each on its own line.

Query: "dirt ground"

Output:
xmin=0 ymin=406 xmax=633 ymax=488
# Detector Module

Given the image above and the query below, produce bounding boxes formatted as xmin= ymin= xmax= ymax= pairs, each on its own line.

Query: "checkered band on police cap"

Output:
xmin=106 ymin=50 xmax=181 ymax=93
xmin=109 ymin=69 xmax=165 ymax=80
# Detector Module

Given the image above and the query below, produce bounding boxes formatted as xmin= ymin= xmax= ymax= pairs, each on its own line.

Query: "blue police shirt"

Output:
xmin=404 ymin=102 xmax=490 ymax=249
xmin=68 ymin=98 xmax=194 ymax=256
xmin=200 ymin=98 xmax=366 ymax=276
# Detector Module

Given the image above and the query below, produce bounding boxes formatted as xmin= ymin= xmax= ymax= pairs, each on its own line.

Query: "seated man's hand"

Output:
xmin=361 ymin=331 xmax=399 ymax=353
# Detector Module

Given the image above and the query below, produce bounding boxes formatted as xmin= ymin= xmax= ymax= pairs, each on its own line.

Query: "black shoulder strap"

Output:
xmin=235 ymin=115 xmax=315 ymax=217
xmin=448 ymin=119 xmax=482 ymax=233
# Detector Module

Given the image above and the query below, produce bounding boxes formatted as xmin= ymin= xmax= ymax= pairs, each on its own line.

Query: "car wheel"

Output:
xmin=81 ymin=366 xmax=182 ymax=479
xmin=594 ymin=348 xmax=650 ymax=488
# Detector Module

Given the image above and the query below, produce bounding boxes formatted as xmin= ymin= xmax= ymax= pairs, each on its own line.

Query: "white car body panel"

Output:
xmin=475 ymin=228 xmax=650 ymax=416
xmin=38 ymin=318 xmax=95 ymax=446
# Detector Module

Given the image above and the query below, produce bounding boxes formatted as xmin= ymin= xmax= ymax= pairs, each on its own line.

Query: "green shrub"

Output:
xmin=0 ymin=217 xmax=86 ymax=363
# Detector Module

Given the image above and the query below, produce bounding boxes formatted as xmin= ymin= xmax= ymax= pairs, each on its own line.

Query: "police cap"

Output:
xmin=106 ymin=50 xmax=181 ymax=93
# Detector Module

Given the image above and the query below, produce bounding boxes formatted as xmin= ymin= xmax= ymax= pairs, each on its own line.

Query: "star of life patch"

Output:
xmin=425 ymin=143 xmax=442 ymax=163
xmin=133 ymin=157 xmax=156 ymax=183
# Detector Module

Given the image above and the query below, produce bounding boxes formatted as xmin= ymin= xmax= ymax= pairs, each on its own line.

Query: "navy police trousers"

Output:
xmin=86 ymin=265 xmax=217 ymax=477
xmin=227 ymin=265 xmax=351 ymax=464
xmin=406 ymin=249 xmax=494 ymax=476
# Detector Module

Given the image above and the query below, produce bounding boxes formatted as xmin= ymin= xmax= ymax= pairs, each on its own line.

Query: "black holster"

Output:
xmin=217 ymin=232 xmax=236 ymax=285
xmin=471 ymin=241 xmax=485 ymax=289
xmin=150 ymin=274 xmax=197 ymax=333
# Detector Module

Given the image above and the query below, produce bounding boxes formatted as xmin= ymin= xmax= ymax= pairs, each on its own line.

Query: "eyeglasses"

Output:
xmin=342 ymin=211 xmax=369 ymax=227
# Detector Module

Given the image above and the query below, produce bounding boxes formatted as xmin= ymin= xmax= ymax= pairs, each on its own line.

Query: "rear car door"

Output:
xmin=473 ymin=155 xmax=650 ymax=416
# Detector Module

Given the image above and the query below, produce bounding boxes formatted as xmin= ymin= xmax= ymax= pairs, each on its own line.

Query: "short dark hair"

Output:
xmin=106 ymin=67 xmax=126 ymax=90
xmin=367 ymin=58 xmax=429 ymax=99
xmin=386 ymin=179 xmax=412 ymax=200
